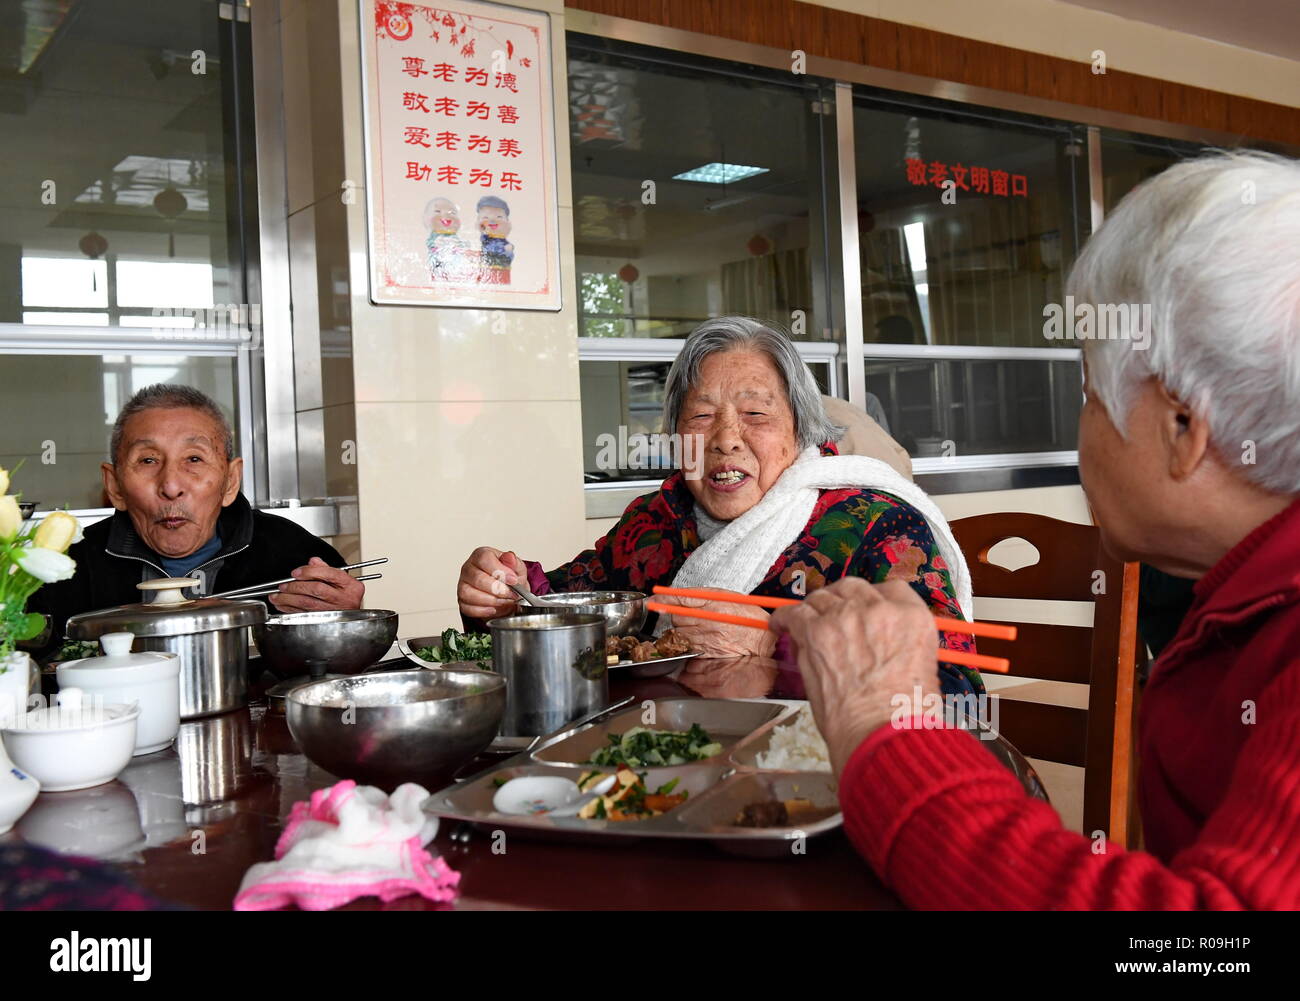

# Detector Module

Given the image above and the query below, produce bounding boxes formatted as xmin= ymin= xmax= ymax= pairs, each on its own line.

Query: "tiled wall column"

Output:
xmin=330 ymin=0 xmax=591 ymax=635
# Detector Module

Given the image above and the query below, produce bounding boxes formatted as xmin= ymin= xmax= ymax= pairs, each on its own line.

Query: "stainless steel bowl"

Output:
xmin=286 ymin=669 xmax=506 ymax=791
xmin=516 ymin=591 xmax=646 ymax=637
xmin=254 ymin=609 xmax=398 ymax=680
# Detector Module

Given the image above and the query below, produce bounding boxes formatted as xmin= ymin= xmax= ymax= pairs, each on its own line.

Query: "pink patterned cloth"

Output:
xmin=233 ymin=780 xmax=460 ymax=911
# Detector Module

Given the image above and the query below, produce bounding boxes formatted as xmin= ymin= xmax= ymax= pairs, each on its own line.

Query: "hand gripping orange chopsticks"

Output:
xmin=648 ymin=585 xmax=1015 ymax=674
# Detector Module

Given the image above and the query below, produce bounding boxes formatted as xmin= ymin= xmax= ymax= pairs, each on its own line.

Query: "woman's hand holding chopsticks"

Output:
xmin=767 ymin=577 xmax=941 ymax=778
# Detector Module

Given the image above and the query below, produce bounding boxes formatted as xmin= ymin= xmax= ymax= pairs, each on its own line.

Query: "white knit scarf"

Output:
xmin=670 ymin=447 xmax=973 ymax=620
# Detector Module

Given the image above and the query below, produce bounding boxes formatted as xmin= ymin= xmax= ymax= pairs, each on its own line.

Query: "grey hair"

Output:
xmin=1069 ymin=149 xmax=1300 ymax=494
xmin=110 ymin=384 xmax=235 ymax=465
xmin=662 ymin=317 xmax=844 ymax=449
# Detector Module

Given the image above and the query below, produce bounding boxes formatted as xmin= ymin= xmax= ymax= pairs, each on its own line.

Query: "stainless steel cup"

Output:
xmin=135 ymin=628 xmax=249 ymax=719
xmin=488 ymin=613 xmax=608 ymax=737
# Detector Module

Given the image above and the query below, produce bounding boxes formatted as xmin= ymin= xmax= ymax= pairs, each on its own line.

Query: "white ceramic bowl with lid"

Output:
xmin=57 ymin=631 xmax=181 ymax=755
xmin=1 ymin=687 xmax=139 ymax=791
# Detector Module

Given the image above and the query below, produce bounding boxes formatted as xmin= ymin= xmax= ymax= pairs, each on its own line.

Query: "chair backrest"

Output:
xmin=950 ymin=512 xmax=1141 ymax=848
xmin=820 ymin=395 xmax=913 ymax=480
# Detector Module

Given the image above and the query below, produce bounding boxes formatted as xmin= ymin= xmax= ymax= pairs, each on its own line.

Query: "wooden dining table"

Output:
xmin=8 ymin=655 xmax=902 ymax=910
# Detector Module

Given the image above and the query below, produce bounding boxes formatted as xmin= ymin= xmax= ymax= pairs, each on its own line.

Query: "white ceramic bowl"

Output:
xmin=1 ymin=688 xmax=139 ymax=792
xmin=57 ymin=632 xmax=180 ymax=755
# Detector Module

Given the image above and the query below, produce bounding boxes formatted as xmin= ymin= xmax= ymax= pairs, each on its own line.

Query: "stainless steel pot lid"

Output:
xmin=66 ymin=578 xmax=268 ymax=640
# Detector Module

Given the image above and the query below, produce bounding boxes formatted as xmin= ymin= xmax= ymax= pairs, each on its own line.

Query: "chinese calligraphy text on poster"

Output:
xmin=360 ymin=0 xmax=561 ymax=309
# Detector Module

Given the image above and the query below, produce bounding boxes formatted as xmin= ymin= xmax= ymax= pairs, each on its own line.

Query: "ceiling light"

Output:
xmin=672 ymin=162 xmax=768 ymax=184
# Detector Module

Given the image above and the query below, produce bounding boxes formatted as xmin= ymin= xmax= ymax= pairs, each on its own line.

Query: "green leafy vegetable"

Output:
xmin=587 ymin=723 xmax=723 ymax=768
xmin=415 ymin=628 xmax=493 ymax=671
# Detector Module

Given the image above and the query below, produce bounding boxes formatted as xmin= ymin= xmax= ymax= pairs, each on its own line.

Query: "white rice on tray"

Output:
xmin=755 ymin=705 xmax=832 ymax=773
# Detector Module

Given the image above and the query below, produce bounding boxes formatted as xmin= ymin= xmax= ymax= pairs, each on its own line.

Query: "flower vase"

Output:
xmin=0 ymin=650 xmax=35 ymax=728
xmin=0 ymin=651 xmax=41 ymax=834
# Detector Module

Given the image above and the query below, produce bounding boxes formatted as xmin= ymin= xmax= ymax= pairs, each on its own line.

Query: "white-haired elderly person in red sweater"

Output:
xmin=773 ymin=150 xmax=1300 ymax=909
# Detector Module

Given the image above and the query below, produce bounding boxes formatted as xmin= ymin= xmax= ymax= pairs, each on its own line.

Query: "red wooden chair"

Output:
xmin=950 ymin=512 xmax=1142 ymax=849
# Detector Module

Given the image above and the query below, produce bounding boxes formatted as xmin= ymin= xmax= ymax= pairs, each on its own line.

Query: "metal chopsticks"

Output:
xmin=209 ymin=557 xmax=388 ymax=600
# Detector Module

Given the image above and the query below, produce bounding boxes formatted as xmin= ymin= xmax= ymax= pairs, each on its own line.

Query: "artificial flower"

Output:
xmin=12 ymin=546 xmax=76 ymax=584
xmin=32 ymin=511 xmax=80 ymax=554
xmin=0 ymin=495 xmax=20 ymax=543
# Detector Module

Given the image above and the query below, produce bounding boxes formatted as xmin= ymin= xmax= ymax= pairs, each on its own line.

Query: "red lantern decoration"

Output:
xmin=617 ymin=263 xmax=639 ymax=283
xmin=78 ymin=231 xmax=108 ymax=259
xmin=746 ymin=234 xmax=772 ymax=256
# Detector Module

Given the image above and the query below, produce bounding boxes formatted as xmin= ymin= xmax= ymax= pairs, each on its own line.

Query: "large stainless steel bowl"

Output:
xmin=286 ymin=669 xmax=506 ymax=790
xmin=254 ymin=609 xmax=398 ymax=680
xmin=516 ymin=591 xmax=645 ymax=637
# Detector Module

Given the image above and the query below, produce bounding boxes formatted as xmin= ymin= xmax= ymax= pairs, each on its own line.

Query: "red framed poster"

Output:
xmin=359 ymin=0 xmax=562 ymax=310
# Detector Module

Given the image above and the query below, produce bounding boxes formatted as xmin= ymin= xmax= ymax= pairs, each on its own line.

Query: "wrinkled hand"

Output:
xmin=769 ymin=577 xmax=938 ymax=777
xmin=457 ymin=546 xmax=523 ymax=621
xmin=269 ymin=557 xmax=365 ymax=613
xmin=658 ymin=591 xmax=776 ymax=659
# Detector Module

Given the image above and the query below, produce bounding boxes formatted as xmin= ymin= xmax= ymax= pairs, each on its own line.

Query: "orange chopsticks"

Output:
xmin=651 ymin=586 xmax=1017 ymax=641
xmin=647 ymin=588 xmax=1013 ymax=675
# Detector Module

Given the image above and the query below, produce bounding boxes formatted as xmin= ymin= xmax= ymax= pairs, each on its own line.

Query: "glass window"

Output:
xmin=567 ymin=34 xmax=839 ymax=342
xmin=0 ymin=353 xmax=237 ymax=510
xmin=853 ymin=94 xmax=1089 ymax=458
xmin=865 ymin=357 xmax=1080 ymax=457
xmin=0 ymin=0 xmax=256 ymax=511
xmin=1099 ymin=131 xmax=1210 ymax=213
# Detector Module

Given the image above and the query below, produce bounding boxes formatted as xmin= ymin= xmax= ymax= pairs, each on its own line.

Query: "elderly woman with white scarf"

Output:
xmin=459 ymin=318 xmax=979 ymax=695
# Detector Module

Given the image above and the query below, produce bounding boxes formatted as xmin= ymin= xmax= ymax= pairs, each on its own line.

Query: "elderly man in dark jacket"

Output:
xmin=28 ymin=384 xmax=362 ymax=658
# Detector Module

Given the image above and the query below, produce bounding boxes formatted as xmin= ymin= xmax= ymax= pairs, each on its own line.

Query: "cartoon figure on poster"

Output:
xmin=475 ymin=195 xmax=514 ymax=285
xmin=423 ymin=196 xmax=472 ymax=283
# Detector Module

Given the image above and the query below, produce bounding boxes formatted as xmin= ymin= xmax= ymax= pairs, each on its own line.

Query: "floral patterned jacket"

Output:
xmin=531 ymin=444 xmax=982 ymax=696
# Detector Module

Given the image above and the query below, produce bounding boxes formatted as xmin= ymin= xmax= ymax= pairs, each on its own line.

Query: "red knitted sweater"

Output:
xmin=840 ymin=498 xmax=1300 ymax=909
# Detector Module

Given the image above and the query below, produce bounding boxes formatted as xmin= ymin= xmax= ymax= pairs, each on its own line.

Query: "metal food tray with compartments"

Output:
xmin=422 ymin=697 xmax=1047 ymax=857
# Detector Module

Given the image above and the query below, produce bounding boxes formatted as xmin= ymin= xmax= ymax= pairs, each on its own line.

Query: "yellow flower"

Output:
xmin=0 ymin=495 xmax=18 ymax=542
xmin=33 ymin=511 xmax=80 ymax=553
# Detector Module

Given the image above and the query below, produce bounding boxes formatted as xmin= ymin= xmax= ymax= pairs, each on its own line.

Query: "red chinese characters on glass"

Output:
xmin=403 ymin=92 xmax=430 ymax=113
xmin=904 ymin=157 xmax=1028 ymax=197
xmin=401 ymin=56 xmax=427 ymax=78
